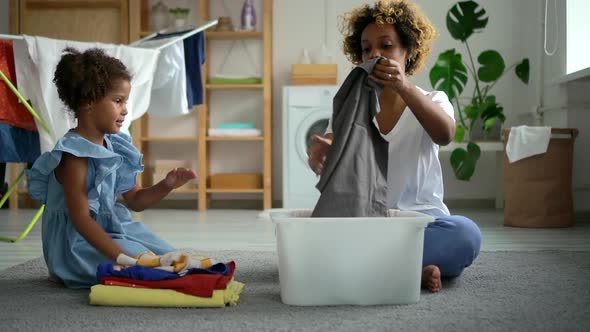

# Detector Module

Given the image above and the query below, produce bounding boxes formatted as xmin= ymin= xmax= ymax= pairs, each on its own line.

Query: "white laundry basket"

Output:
xmin=271 ymin=209 xmax=434 ymax=306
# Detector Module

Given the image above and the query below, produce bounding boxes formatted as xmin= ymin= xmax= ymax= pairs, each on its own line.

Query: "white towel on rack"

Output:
xmin=138 ymin=39 xmax=189 ymax=118
xmin=13 ymin=35 xmax=159 ymax=152
xmin=506 ymin=125 xmax=552 ymax=163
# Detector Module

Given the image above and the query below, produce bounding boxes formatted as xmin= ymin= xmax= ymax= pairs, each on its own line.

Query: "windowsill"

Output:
xmin=553 ymin=67 xmax=590 ymax=85
xmin=439 ymin=141 xmax=503 ymax=152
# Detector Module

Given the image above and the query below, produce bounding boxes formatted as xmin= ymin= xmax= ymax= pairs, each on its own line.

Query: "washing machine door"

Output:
xmin=284 ymin=109 xmax=331 ymax=208
xmin=295 ymin=113 xmax=331 ymax=167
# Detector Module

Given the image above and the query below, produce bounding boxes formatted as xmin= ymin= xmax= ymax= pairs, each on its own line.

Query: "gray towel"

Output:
xmin=312 ymin=58 xmax=389 ymax=217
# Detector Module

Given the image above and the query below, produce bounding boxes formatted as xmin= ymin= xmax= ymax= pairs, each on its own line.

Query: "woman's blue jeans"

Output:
xmin=423 ymin=215 xmax=482 ymax=277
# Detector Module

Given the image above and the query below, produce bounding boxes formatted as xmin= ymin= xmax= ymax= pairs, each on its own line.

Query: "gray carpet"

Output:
xmin=1 ymin=250 xmax=589 ymax=332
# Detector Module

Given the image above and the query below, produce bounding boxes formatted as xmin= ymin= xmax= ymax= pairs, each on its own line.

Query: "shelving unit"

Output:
xmin=197 ymin=0 xmax=273 ymax=211
xmin=132 ymin=0 xmax=273 ymax=211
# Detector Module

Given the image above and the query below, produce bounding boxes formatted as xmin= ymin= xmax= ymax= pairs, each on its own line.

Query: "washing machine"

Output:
xmin=282 ymin=85 xmax=339 ymax=208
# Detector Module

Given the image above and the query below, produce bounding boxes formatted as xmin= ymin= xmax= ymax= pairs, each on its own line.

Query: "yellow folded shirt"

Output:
xmin=89 ymin=280 xmax=245 ymax=308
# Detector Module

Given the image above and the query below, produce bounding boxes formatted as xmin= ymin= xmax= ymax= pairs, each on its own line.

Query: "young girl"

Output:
xmin=27 ymin=47 xmax=197 ymax=288
xmin=308 ymin=0 xmax=481 ymax=292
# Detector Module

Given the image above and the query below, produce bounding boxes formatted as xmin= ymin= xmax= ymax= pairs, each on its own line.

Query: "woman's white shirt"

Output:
xmin=325 ymin=87 xmax=454 ymax=217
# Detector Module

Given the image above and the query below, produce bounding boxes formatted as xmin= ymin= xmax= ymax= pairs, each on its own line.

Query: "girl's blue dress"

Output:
xmin=27 ymin=130 xmax=175 ymax=288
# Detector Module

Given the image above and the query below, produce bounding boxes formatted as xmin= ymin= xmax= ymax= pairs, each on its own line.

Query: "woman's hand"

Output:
xmin=369 ymin=57 xmax=410 ymax=93
xmin=164 ymin=167 xmax=197 ymax=190
xmin=307 ymin=134 xmax=333 ymax=175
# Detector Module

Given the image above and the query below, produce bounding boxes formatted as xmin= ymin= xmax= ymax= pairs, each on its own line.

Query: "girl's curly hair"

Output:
xmin=339 ymin=0 xmax=438 ymax=76
xmin=53 ymin=47 xmax=131 ymax=117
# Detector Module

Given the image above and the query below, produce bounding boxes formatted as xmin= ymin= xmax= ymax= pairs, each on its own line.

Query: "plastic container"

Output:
xmin=271 ymin=209 xmax=434 ymax=306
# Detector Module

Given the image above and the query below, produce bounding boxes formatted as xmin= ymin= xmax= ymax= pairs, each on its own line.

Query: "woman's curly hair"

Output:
xmin=53 ymin=47 xmax=131 ymax=117
xmin=339 ymin=0 xmax=438 ymax=76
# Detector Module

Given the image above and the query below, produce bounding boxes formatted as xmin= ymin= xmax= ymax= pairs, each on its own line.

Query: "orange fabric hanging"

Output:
xmin=0 ymin=40 xmax=37 ymax=132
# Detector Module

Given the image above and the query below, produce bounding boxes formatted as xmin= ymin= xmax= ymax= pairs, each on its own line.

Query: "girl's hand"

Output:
xmin=164 ymin=167 xmax=197 ymax=190
xmin=369 ymin=57 xmax=409 ymax=93
xmin=307 ymin=134 xmax=333 ymax=175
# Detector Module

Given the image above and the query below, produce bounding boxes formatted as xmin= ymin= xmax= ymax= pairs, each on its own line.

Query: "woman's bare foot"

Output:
xmin=421 ymin=265 xmax=442 ymax=292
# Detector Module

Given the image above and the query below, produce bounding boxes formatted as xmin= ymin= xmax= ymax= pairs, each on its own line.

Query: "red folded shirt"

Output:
xmin=100 ymin=261 xmax=235 ymax=298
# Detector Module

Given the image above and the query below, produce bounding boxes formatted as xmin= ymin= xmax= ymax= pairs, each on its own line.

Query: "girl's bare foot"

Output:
xmin=421 ymin=265 xmax=442 ymax=292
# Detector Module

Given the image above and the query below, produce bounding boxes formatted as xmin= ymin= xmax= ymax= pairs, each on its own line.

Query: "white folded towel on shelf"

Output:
xmin=506 ymin=125 xmax=552 ymax=163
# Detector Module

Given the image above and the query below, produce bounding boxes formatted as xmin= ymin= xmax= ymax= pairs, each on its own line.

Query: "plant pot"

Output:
xmin=469 ymin=118 xmax=501 ymax=141
xmin=174 ymin=18 xmax=188 ymax=28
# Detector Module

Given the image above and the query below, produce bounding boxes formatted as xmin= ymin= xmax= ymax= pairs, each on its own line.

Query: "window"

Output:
xmin=566 ymin=0 xmax=590 ymax=74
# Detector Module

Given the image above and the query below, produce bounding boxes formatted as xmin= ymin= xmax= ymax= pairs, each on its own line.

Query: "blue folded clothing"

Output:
xmin=96 ymin=261 xmax=231 ymax=282
xmin=217 ymin=123 xmax=256 ymax=129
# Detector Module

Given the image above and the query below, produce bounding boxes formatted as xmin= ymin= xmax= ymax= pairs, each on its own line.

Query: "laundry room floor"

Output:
xmin=1 ymin=208 xmax=589 ymax=271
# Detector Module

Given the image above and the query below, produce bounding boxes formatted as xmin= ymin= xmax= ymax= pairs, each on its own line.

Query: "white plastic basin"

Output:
xmin=271 ymin=209 xmax=434 ymax=306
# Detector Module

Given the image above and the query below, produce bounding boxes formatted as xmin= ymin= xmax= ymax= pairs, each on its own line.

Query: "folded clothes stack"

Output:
xmin=89 ymin=251 xmax=244 ymax=308
xmin=208 ymin=122 xmax=261 ymax=137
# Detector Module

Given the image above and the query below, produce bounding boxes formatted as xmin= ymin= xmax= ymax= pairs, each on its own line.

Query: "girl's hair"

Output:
xmin=53 ymin=47 xmax=131 ymax=117
xmin=339 ymin=0 xmax=437 ymax=75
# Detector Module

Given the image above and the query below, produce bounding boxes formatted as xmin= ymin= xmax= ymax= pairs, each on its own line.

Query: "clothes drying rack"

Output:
xmin=0 ymin=19 xmax=217 ymax=243
xmin=0 ymin=19 xmax=218 ymax=51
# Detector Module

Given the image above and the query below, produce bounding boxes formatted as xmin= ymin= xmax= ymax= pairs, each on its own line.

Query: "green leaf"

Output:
xmin=515 ymin=59 xmax=530 ymax=84
xmin=446 ymin=1 xmax=488 ymax=42
xmin=450 ymin=148 xmax=467 ymax=169
xmin=454 ymin=124 xmax=466 ymax=142
xmin=429 ymin=49 xmax=468 ymax=100
xmin=449 ymin=143 xmax=481 ymax=181
xmin=484 ymin=117 xmax=497 ymax=131
xmin=477 ymin=50 xmax=505 ymax=82
xmin=483 ymin=95 xmax=497 ymax=104
xmin=479 ymin=95 xmax=505 ymax=124
xmin=466 ymin=142 xmax=481 ymax=159
xmin=464 ymin=104 xmax=480 ymax=121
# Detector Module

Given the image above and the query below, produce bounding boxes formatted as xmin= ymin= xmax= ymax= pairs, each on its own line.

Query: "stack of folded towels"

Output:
xmin=89 ymin=251 xmax=244 ymax=308
xmin=208 ymin=122 xmax=262 ymax=137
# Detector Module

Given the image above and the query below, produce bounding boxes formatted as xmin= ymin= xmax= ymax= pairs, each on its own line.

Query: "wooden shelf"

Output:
xmin=139 ymin=30 xmax=262 ymax=40
xmin=206 ymin=136 xmax=264 ymax=141
xmin=140 ymin=137 xmax=198 ymax=142
xmin=206 ymin=188 xmax=264 ymax=193
xmin=205 ymin=84 xmax=264 ymax=89
xmin=140 ymin=30 xmax=153 ymax=38
xmin=172 ymin=188 xmax=199 ymax=194
xmin=205 ymin=31 xmax=262 ymax=39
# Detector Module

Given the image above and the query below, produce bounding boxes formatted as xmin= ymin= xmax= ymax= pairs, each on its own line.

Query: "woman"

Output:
xmin=308 ymin=0 xmax=481 ymax=292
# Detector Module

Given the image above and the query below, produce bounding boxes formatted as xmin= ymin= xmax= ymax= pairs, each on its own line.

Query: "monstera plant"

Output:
xmin=430 ymin=1 xmax=529 ymax=181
